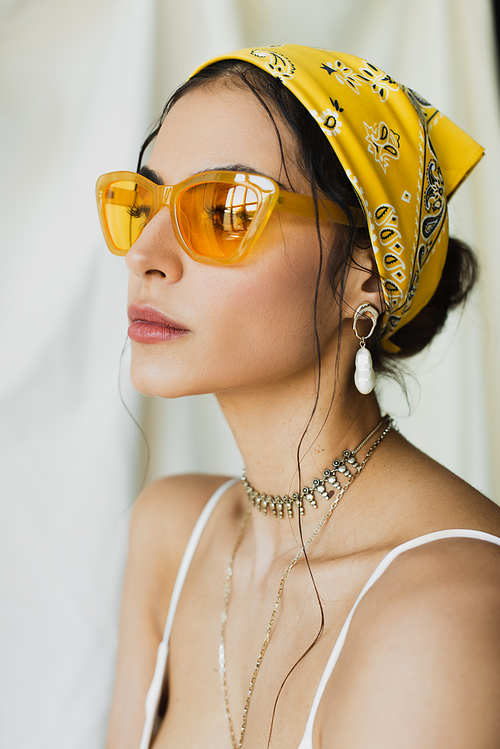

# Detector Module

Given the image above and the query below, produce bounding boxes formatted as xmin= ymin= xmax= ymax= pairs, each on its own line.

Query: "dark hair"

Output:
xmin=138 ymin=59 xmax=478 ymax=376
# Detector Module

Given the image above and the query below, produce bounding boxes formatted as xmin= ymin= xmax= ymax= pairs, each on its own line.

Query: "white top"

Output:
xmin=138 ymin=477 xmax=500 ymax=749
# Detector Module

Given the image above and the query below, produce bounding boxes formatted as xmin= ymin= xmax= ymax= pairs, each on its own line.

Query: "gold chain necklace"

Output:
xmin=219 ymin=417 xmax=392 ymax=749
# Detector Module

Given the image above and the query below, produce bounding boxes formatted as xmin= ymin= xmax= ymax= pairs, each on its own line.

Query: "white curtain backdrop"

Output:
xmin=0 ymin=2 xmax=155 ymax=746
xmin=1 ymin=1 xmax=498 ymax=747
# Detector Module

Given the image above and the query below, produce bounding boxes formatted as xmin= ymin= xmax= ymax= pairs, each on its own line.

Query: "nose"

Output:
xmin=125 ymin=207 xmax=184 ymax=284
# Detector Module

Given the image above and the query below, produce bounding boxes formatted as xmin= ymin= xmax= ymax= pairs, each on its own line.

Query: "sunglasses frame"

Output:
xmin=96 ymin=170 xmax=362 ymax=264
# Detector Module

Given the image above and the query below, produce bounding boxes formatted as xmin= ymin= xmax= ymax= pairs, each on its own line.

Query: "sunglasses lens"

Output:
xmin=177 ymin=182 xmax=261 ymax=259
xmin=101 ymin=179 xmax=153 ymax=252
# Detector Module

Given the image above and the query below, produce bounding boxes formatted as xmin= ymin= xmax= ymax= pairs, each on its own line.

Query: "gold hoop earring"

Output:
xmin=353 ymin=303 xmax=379 ymax=394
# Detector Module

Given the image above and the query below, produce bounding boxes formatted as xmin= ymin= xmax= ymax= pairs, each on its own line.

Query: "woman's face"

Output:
xmin=126 ymin=82 xmax=343 ymax=398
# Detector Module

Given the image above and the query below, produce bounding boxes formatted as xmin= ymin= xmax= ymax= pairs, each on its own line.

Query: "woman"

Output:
xmin=96 ymin=45 xmax=500 ymax=748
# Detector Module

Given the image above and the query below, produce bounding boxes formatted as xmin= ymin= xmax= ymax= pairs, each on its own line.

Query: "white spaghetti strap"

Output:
xmin=139 ymin=476 xmax=239 ymax=749
xmin=160 ymin=476 xmax=240 ymax=643
xmin=300 ymin=528 xmax=500 ymax=745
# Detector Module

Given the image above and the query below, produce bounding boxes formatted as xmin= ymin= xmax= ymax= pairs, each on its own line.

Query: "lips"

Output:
xmin=127 ymin=303 xmax=190 ymax=343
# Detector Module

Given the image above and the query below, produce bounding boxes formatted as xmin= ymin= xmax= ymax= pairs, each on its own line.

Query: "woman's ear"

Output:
xmin=347 ymin=244 xmax=384 ymax=316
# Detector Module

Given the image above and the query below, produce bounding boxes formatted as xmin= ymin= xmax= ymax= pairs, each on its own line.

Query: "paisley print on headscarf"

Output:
xmin=192 ymin=45 xmax=484 ymax=351
xmin=250 ymin=49 xmax=296 ymax=81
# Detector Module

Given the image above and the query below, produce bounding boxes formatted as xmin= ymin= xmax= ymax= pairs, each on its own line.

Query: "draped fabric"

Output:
xmin=0 ymin=1 xmax=498 ymax=747
xmin=0 ymin=3 xmax=154 ymax=746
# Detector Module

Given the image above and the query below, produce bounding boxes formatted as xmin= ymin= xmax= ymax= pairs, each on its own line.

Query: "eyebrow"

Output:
xmin=139 ymin=165 xmax=164 ymax=185
xmin=139 ymin=164 xmax=290 ymax=192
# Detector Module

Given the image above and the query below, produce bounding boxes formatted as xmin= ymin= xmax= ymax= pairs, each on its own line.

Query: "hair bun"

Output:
xmin=385 ymin=237 xmax=478 ymax=359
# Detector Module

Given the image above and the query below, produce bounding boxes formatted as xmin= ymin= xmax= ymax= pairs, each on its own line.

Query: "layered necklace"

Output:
xmin=220 ymin=416 xmax=392 ymax=749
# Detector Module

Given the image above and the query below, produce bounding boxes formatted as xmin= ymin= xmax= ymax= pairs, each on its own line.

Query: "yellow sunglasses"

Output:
xmin=96 ymin=170 xmax=361 ymax=265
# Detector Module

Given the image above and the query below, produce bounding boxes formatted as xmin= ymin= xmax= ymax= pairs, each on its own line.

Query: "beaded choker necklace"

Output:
xmin=241 ymin=416 xmax=386 ymax=518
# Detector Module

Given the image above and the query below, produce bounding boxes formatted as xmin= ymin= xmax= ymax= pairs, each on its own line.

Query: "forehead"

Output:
xmin=148 ymin=82 xmax=301 ymax=185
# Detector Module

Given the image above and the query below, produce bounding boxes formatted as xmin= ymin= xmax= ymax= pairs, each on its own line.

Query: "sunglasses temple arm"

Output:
xmin=275 ymin=191 xmax=364 ymax=227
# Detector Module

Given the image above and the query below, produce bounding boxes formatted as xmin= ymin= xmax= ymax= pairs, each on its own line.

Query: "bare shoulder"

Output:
xmin=320 ymin=535 xmax=500 ymax=748
xmin=363 ymin=533 xmax=500 ymax=633
xmin=129 ymin=473 xmax=231 ymax=561
xmin=105 ymin=472 xmax=231 ymax=749
xmin=128 ymin=472 xmax=233 ymax=629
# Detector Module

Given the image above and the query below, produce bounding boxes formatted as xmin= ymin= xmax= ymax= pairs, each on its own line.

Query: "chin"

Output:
xmin=129 ymin=355 xmax=225 ymax=399
xmin=128 ymin=342 xmax=191 ymax=398
xmin=130 ymin=366 xmax=195 ymax=399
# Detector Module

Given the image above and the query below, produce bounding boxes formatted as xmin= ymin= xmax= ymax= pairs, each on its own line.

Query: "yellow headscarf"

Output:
xmin=192 ymin=45 xmax=484 ymax=352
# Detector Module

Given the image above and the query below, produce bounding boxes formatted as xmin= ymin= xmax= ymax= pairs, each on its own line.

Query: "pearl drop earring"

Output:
xmin=353 ymin=303 xmax=379 ymax=394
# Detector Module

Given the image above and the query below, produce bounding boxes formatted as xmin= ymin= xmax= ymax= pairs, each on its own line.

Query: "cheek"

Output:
xmin=200 ymin=229 xmax=337 ymax=383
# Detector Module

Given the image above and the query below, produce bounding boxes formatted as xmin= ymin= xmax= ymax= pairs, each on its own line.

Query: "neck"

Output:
xmin=216 ymin=349 xmax=383 ymax=562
